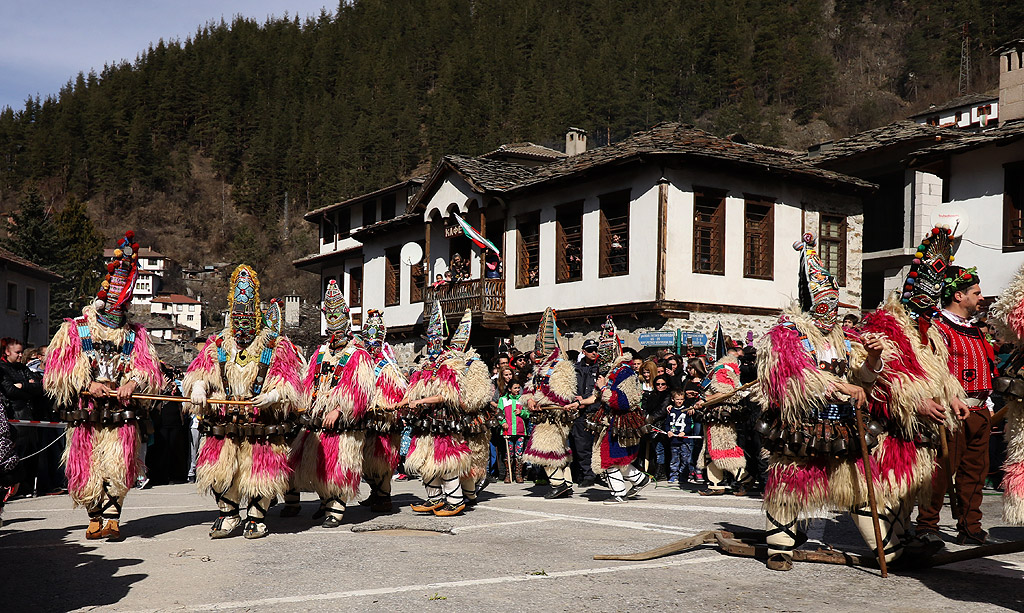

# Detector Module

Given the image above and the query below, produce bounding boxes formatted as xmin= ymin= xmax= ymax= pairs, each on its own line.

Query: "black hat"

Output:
xmin=582 ymin=339 xmax=599 ymax=352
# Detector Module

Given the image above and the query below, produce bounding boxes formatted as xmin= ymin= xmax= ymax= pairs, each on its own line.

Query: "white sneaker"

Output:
xmin=603 ymin=496 xmax=628 ymax=505
xmin=135 ymin=477 xmax=150 ymax=490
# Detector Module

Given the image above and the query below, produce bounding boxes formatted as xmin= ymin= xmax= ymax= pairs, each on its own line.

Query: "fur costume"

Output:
xmin=46 ymin=305 xmax=163 ymax=509
xmin=987 ymin=261 xmax=1024 ymax=523
xmin=590 ymin=356 xmax=645 ymax=474
xmin=362 ymin=344 xmax=407 ymax=483
xmin=288 ymin=339 xmax=375 ymax=503
xmin=698 ymin=355 xmax=748 ymax=476
xmin=522 ymin=346 xmax=578 ymax=468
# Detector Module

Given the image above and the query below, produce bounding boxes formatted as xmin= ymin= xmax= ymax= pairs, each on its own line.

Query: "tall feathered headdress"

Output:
xmin=535 ymin=307 xmax=563 ymax=357
xmin=450 ymin=308 xmax=473 ymax=352
xmin=363 ymin=309 xmax=387 ymax=355
xmin=94 ymin=231 xmax=139 ymax=328
xmin=322 ymin=278 xmax=351 ymax=339
xmin=793 ymin=232 xmax=839 ymax=333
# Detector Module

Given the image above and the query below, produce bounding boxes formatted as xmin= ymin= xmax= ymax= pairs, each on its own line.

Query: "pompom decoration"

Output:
xmin=97 ymin=290 xmax=107 ymax=300
xmin=93 ymin=299 xmax=105 ymax=310
xmin=912 ymin=258 xmax=921 ymax=264
xmin=107 ymin=262 xmax=116 ymax=273
xmin=132 ymin=243 xmax=140 ymax=251
xmin=125 ymin=231 xmax=135 ymax=240
xmin=915 ymin=252 xmax=924 ymax=258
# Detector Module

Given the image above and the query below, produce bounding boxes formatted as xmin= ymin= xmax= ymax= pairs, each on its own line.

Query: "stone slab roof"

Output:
xmin=304 ymin=177 xmax=425 ymax=221
xmin=443 ymin=155 xmax=539 ymax=191
xmin=805 ymin=120 xmax=964 ymax=163
xmin=907 ymin=119 xmax=1024 ymax=165
xmin=907 ymin=92 xmax=998 ymax=119
xmin=0 ymin=247 xmax=61 ymax=281
xmin=482 ymin=142 xmax=567 ymax=161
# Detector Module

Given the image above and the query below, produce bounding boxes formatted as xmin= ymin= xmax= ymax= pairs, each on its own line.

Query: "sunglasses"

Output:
xmin=655 ymin=382 xmax=668 ymax=387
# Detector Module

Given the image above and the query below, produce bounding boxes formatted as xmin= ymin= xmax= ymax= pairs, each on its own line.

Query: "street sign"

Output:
xmin=637 ymin=331 xmax=676 ymax=347
xmin=680 ymin=332 xmax=708 ymax=346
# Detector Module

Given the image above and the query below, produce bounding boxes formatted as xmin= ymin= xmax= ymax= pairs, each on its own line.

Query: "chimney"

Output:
xmin=997 ymin=39 xmax=1024 ymax=124
xmin=565 ymin=127 xmax=587 ymax=156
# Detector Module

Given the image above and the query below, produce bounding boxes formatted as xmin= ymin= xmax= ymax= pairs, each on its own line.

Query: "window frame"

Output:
xmin=409 ymin=240 xmax=426 ymax=303
xmin=818 ymin=214 xmax=848 ymax=287
xmin=555 ymin=201 xmax=584 ymax=284
xmin=598 ymin=190 xmax=630 ymax=278
xmin=1003 ymin=161 xmax=1024 ymax=252
xmin=516 ymin=211 xmax=541 ymax=289
xmin=743 ymin=196 xmax=775 ymax=280
xmin=384 ymin=248 xmax=401 ymax=306
xmin=693 ymin=187 xmax=727 ymax=276
xmin=7 ymin=282 xmax=17 ymax=311
xmin=348 ymin=267 xmax=363 ymax=308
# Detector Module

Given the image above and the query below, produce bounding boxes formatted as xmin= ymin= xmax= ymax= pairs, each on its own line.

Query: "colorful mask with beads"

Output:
xmin=95 ymin=231 xmax=139 ymax=328
xmin=363 ymin=309 xmax=386 ymax=357
xmin=901 ymin=227 xmax=953 ymax=318
xmin=228 ymin=265 xmax=262 ymax=347
xmin=535 ymin=307 xmax=563 ymax=358
xmin=322 ymin=278 xmax=351 ymax=344
xmin=793 ymin=233 xmax=839 ymax=333
xmin=426 ymin=301 xmax=445 ymax=358
xmin=597 ymin=315 xmax=622 ymax=374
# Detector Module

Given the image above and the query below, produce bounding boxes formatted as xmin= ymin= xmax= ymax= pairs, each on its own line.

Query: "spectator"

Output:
xmin=842 ymin=314 xmax=859 ymax=334
xmin=148 ymin=368 xmax=188 ymax=485
xmin=637 ymin=360 xmax=658 ymax=392
xmin=497 ymin=380 xmax=530 ymax=483
xmin=432 ymin=274 xmax=447 ymax=289
xmin=24 ymin=346 xmax=64 ymax=495
xmin=685 ymin=358 xmax=708 ymax=388
xmin=512 ymin=352 xmax=532 ymax=379
xmin=640 ymin=374 xmax=673 ymax=477
xmin=0 ymin=338 xmax=46 ymax=497
xmin=485 ymin=251 xmax=502 ymax=279
xmin=0 ymin=396 xmax=20 ymax=526
xmin=444 ymin=270 xmax=453 ymax=284
xmin=489 ymin=366 xmax=517 ymax=482
xmin=664 ymin=388 xmax=700 ymax=486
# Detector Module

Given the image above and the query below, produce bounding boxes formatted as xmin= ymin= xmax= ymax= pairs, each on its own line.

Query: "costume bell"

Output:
xmin=183 ymin=265 xmax=304 ymax=539
xmin=400 ymin=303 xmax=493 ymax=517
xmin=287 ymin=279 xmax=375 ymax=527
xmin=756 ymin=234 xmax=885 ymax=571
xmin=523 ymin=308 xmax=579 ymax=499
xmin=698 ymin=340 xmax=754 ymax=496
xmin=44 ymin=231 xmax=164 ymax=541
xmin=989 ymin=261 xmax=1024 ymax=525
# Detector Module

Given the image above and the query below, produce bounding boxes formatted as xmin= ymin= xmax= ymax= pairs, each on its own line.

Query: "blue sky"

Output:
xmin=0 ymin=1 xmax=334 ymax=111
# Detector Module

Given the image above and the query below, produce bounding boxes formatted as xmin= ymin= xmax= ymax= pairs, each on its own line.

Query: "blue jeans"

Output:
xmin=668 ymin=438 xmax=696 ymax=483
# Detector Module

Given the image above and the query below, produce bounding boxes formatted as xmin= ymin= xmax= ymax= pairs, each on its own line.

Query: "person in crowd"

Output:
xmin=490 ymin=366 xmax=516 ymax=481
xmin=0 ymin=395 xmax=20 ymax=527
xmin=697 ymin=340 xmax=754 ymax=496
xmin=147 ymin=367 xmax=188 ymax=486
xmin=485 ymin=251 xmax=502 ymax=279
xmin=498 ymin=380 xmax=529 ymax=483
xmin=432 ymin=274 xmax=446 ymax=289
xmin=640 ymin=374 xmax=673 ymax=478
xmin=664 ymin=388 xmax=700 ymax=487
xmin=24 ymin=345 xmax=65 ymax=495
xmin=0 ymin=338 xmax=46 ymax=497
xmin=637 ymin=360 xmax=658 ymax=393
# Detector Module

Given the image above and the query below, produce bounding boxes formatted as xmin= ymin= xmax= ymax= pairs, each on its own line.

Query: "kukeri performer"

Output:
xmin=398 ymin=304 xmax=493 ymax=516
xmin=857 ymin=228 xmax=965 ymax=558
xmin=756 ymin=234 xmax=884 ymax=571
xmin=358 ymin=309 xmax=407 ymax=513
xmin=989 ymin=260 xmax=1024 ymax=525
xmin=916 ymin=263 xmax=995 ymax=545
xmin=523 ymin=308 xmax=586 ymax=499
xmin=287 ymin=280 xmax=374 ymax=528
xmin=184 ymin=265 xmax=304 ymax=539
xmin=588 ymin=316 xmax=650 ymax=504
xmin=44 ymin=231 xmax=163 ymax=541
xmin=697 ymin=339 xmax=755 ymax=497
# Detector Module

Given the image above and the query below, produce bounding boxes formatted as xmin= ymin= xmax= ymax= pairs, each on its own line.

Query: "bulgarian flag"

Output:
xmin=453 ymin=213 xmax=500 ymax=256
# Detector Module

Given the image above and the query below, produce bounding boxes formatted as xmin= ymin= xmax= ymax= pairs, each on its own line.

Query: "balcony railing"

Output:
xmin=423 ymin=278 xmax=506 ymax=326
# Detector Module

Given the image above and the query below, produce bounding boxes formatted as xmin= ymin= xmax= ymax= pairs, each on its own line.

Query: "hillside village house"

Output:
xmin=808 ymin=39 xmax=1024 ymax=308
xmin=0 ymin=247 xmax=60 ymax=347
xmin=103 ymin=246 xmax=167 ymax=305
xmin=150 ymin=293 xmax=202 ymax=333
xmin=296 ymin=124 xmax=873 ymax=362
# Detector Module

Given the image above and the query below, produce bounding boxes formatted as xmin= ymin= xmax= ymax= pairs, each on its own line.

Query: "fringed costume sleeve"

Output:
xmin=43 ymin=320 xmax=92 ymax=408
xmin=127 ymin=323 xmax=164 ymax=393
xmin=264 ymin=337 xmax=305 ymax=417
xmin=183 ymin=336 xmax=224 ymax=416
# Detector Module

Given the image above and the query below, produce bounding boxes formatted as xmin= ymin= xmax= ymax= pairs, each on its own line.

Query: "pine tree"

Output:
xmin=54 ymin=196 xmax=104 ymax=319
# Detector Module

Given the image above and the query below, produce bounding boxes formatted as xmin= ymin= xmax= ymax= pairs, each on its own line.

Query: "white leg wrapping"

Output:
xmin=441 ymin=473 xmax=464 ymax=506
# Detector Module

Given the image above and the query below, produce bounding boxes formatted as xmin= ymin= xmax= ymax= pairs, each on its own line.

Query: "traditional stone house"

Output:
xmin=0 ymin=247 xmax=60 ymax=347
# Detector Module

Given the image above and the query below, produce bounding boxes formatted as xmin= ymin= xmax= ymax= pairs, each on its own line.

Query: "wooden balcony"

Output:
xmin=423 ymin=278 xmax=507 ymax=328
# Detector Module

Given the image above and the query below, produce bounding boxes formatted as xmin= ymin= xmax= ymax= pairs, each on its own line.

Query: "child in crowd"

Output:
xmin=664 ymin=388 xmax=699 ymax=487
xmin=498 ymin=381 xmax=530 ymax=483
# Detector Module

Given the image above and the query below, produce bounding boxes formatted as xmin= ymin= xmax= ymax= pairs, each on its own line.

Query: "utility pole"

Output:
xmin=959 ymin=21 xmax=971 ymax=95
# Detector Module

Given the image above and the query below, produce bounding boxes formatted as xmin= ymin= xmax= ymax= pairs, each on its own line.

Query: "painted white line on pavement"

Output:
xmin=3 ymin=505 xmax=198 ymax=514
xmin=492 ymin=495 xmax=764 ymax=516
xmin=110 ymin=553 xmax=727 ymax=612
xmin=451 ymin=517 xmax=558 ymax=533
xmin=473 ymin=504 xmax=698 ymax=536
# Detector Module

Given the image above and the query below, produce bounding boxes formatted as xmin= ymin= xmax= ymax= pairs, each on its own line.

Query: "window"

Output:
xmin=348 ymin=267 xmax=363 ymax=307
xmin=6 ymin=283 xmax=16 ymax=311
xmin=556 ymin=201 xmax=584 ymax=283
xmin=322 ymin=217 xmax=335 ymax=243
xmin=384 ymin=247 xmax=400 ymax=306
xmin=599 ymin=190 xmax=630 ymax=277
xmin=162 ymin=303 xmax=170 ymax=311
xmin=819 ymin=214 xmax=848 ymax=286
xmin=188 ymin=304 xmax=196 ymax=312
xmin=693 ymin=187 xmax=726 ymax=275
xmin=1004 ymin=162 xmax=1024 ymax=250
xmin=337 ymin=208 xmax=351 ymax=239
xmin=362 ymin=200 xmax=377 ymax=228
xmin=187 ymin=315 xmax=194 ymax=322
xmin=410 ymin=240 xmax=426 ymax=303
xmin=148 ymin=258 xmax=159 ymax=267
xmin=516 ymin=212 xmax=541 ymax=288
xmin=381 ymin=193 xmax=396 ymax=221
xmin=25 ymin=287 xmax=35 ymax=315
xmin=176 ymin=304 xmax=183 ymax=312
xmin=743 ymin=197 xmax=774 ymax=280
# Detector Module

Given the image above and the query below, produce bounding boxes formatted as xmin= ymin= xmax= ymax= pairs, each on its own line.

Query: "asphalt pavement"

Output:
xmin=1 ymin=478 xmax=1022 ymax=612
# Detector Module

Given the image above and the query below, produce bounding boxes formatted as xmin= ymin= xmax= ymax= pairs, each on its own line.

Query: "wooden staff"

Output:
xmin=854 ymin=405 xmax=888 ymax=577
xmin=503 ymin=436 xmax=514 ymax=481
xmin=698 ymin=381 xmax=758 ymax=410
xmin=89 ymin=390 xmax=254 ymax=406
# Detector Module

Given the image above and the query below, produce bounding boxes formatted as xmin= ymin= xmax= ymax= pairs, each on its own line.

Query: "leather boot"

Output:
xmin=514 ymin=457 xmax=524 ymax=483
xmin=100 ymin=519 xmax=123 ymax=541
xmin=86 ymin=517 xmax=104 ymax=540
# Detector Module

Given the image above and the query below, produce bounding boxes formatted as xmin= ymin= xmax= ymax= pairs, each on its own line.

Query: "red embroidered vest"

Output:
xmin=932 ymin=315 xmax=994 ymax=394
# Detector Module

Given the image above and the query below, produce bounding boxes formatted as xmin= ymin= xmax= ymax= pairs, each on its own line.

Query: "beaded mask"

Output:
xmin=322 ymin=278 xmax=351 ymax=341
xmin=363 ymin=309 xmax=386 ymax=358
xmin=597 ymin=315 xmax=622 ymax=375
xmin=426 ymin=300 xmax=445 ymax=358
xmin=228 ymin=265 xmax=262 ymax=347
xmin=901 ymin=227 xmax=953 ymax=317
xmin=449 ymin=308 xmax=473 ymax=353
xmin=794 ymin=233 xmax=839 ymax=333
xmin=95 ymin=231 xmax=139 ymax=328
xmin=535 ymin=307 xmax=562 ymax=358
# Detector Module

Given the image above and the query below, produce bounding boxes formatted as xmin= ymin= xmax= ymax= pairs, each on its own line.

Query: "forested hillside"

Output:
xmin=0 ymin=0 xmax=1022 ymax=309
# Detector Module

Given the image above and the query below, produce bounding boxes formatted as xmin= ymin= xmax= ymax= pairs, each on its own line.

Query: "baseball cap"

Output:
xmin=582 ymin=339 xmax=599 ymax=352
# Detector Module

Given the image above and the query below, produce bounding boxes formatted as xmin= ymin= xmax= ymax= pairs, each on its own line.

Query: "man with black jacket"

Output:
xmin=570 ymin=339 xmax=601 ymax=486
